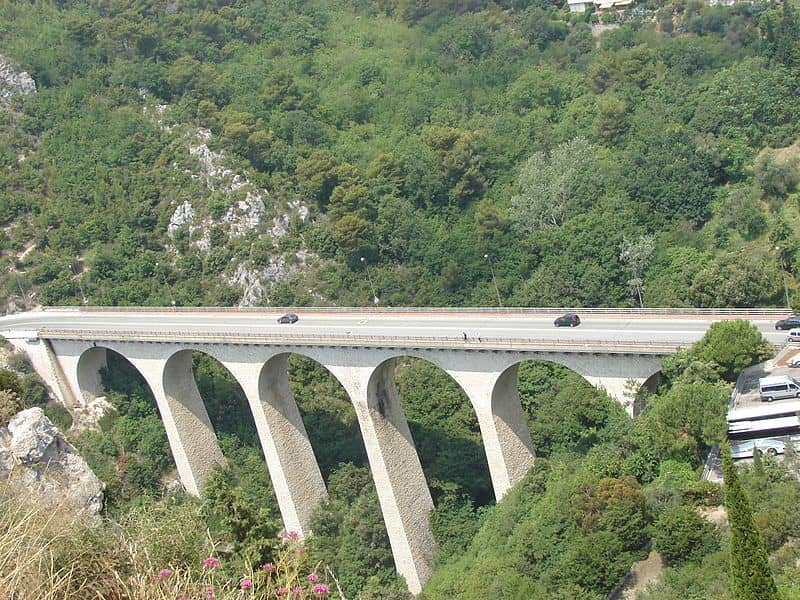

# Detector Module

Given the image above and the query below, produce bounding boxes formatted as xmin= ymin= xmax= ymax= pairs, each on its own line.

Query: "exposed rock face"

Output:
xmin=71 ymin=395 xmax=115 ymax=433
xmin=141 ymin=99 xmax=317 ymax=304
xmin=226 ymin=250 xmax=315 ymax=306
xmin=0 ymin=408 xmax=104 ymax=515
xmin=167 ymin=200 xmax=195 ymax=235
xmin=0 ymin=55 xmax=36 ymax=105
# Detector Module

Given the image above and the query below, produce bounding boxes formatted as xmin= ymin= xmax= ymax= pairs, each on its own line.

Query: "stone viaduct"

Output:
xmin=1 ymin=307 xmax=784 ymax=593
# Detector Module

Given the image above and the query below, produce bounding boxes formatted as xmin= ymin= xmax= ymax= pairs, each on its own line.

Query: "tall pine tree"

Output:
xmin=721 ymin=445 xmax=779 ymax=600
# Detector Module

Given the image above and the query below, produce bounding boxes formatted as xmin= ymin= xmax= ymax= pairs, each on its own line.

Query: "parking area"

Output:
xmin=725 ymin=344 xmax=800 ymax=465
xmin=731 ymin=345 xmax=800 ymax=411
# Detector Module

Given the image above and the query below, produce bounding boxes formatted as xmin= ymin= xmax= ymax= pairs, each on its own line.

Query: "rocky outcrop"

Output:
xmin=225 ymin=249 xmax=316 ymax=306
xmin=167 ymin=200 xmax=195 ymax=235
xmin=141 ymin=98 xmax=317 ymax=305
xmin=0 ymin=408 xmax=104 ymax=515
xmin=0 ymin=55 xmax=36 ymax=105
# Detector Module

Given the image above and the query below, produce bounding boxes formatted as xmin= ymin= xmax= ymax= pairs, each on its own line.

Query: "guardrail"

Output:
xmin=41 ymin=306 xmax=794 ymax=317
xmin=38 ymin=328 xmax=685 ymax=354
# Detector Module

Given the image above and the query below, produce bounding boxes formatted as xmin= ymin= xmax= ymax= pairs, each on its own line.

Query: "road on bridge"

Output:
xmin=0 ymin=307 xmax=790 ymax=348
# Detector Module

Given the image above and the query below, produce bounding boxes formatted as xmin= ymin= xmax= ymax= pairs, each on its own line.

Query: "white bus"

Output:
xmin=727 ymin=400 xmax=800 ymax=440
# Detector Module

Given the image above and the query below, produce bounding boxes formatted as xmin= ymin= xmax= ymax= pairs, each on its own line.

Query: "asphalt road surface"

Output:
xmin=0 ymin=308 xmax=790 ymax=348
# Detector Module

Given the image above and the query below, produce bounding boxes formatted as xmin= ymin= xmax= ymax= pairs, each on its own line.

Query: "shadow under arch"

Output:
xmin=275 ymin=352 xmax=368 ymax=479
xmin=389 ymin=355 xmax=494 ymax=507
xmin=75 ymin=345 xmax=177 ymax=502
xmin=77 ymin=344 xmax=159 ymax=409
xmin=76 ymin=345 xmax=114 ymax=403
xmin=497 ymin=358 xmax=628 ymax=460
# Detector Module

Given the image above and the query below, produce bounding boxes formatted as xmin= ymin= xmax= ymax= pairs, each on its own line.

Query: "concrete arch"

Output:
xmin=379 ymin=354 xmax=494 ymax=505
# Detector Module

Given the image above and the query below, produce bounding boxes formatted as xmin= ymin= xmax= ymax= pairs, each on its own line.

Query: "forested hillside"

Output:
xmin=1 ymin=0 xmax=799 ymax=308
xmin=3 ymin=1 xmax=800 ymax=599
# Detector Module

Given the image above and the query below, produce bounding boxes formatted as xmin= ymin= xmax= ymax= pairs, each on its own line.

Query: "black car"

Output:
xmin=554 ymin=313 xmax=580 ymax=327
xmin=776 ymin=316 xmax=800 ymax=330
xmin=277 ymin=313 xmax=299 ymax=324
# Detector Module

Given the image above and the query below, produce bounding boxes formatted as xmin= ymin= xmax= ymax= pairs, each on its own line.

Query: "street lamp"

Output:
xmin=775 ymin=246 xmax=791 ymax=309
xmin=13 ymin=271 xmax=27 ymax=309
xmin=360 ymin=257 xmax=379 ymax=306
xmin=484 ymin=253 xmax=503 ymax=308
xmin=69 ymin=262 xmax=87 ymax=305
xmin=155 ymin=261 xmax=177 ymax=307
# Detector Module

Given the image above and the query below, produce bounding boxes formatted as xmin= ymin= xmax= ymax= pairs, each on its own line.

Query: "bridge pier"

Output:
xmin=332 ymin=360 xmax=436 ymax=595
xmin=444 ymin=360 xmax=536 ymax=502
xmin=223 ymin=354 xmax=327 ymax=537
xmin=485 ymin=364 xmax=536 ymax=498
xmin=153 ymin=349 xmax=226 ymax=496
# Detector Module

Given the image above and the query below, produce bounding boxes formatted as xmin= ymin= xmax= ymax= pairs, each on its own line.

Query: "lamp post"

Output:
xmin=775 ymin=246 xmax=791 ymax=309
xmin=360 ymin=257 xmax=379 ymax=306
xmin=13 ymin=272 xmax=27 ymax=309
xmin=70 ymin=260 xmax=87 ymax=305
xmin=155 ymin=261 xmax=177 ymax=307
xmin=484 ymin=253 xmax=503 ymax=308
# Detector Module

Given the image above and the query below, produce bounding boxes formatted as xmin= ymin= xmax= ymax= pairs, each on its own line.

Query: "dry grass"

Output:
xmin=0 ymin=480 xmax=340 ymax=599
xmin=0 ymin=480 xmax=92 ymax=599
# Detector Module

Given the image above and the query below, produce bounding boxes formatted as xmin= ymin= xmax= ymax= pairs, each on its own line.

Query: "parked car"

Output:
xmin=789 ymin=357 xmax=800 ymax=368
xmin=277 ymin=313 xmax=299 ymax=324
xmin=730 ymin=438 xmax=785 ymax=459
xmin=554 ymin=313 xmax=581 ymax=327
xmin=776 ymin=316 xmax=800 ymax=330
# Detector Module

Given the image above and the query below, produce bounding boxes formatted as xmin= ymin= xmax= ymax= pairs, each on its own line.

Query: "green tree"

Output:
xmin=652 ymin=505 xmax=720 ymax=565
xmin=510 ymin=137 xmax=601 ymax=234
xmin=619 ymin=234 xmax=654 ymax=307
xmin=421 ymin=126 xmax=485 ymax=206
xmin=721 ymin=445 xmax=779 ymax=600
xmin=753 ymin=148 xmax=800 ymax=199
xmin=692 ymin=320 xmax=772 ymax=381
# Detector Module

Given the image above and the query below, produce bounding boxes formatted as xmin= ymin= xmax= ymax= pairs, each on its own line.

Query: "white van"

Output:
xmin=759 ymin=375 xmax=800 ymax=402
xmin=788 ymin=329 xmax=800 ymax=342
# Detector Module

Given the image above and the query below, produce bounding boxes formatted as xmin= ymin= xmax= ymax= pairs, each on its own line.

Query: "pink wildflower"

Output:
xmin=205 ymin=586 xmax=216 ymax=599
xmin=203 ymin=557 xmax=220 ymax=570
xmin=312 ymin=583 xmax=330 ymax=596
xmin=241 ymin=579 xmax=253 ymax=590
xmin=276 ymin=587 xmax=288 ymax=597
xmin=260 ymin=562 xmax=275 ymax=572
xmin=283 ymin=530 xmax=300 ymax=540
xmin=157 ymin=568 xmax=173 ymax=578
xmin=307 ymin=572 xmax=319 ymax=582
xmin=291 ymin=586 xmax=305 ymax=597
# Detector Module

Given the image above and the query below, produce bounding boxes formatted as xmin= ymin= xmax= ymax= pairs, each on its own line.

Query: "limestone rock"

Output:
xmin=70 ymin=395 xmax=114 ymax=433
xmin=225 ymin=249 xmax=315 ymax=307
xmin=0 ymin=55 xmax=36 ymax=104
xmin=168 ymin=200 xmax=195 ymax=234
xmin=222 ymin=192 xmax=266 ymax=236
xmin=0 ymin=408 xmax=104 ymax=515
